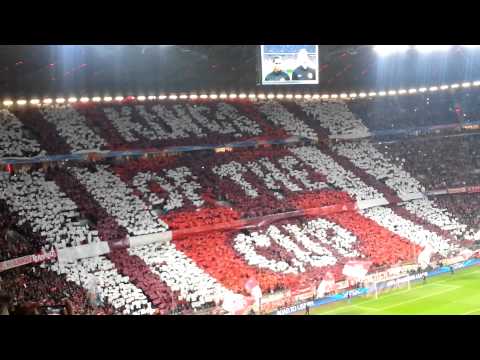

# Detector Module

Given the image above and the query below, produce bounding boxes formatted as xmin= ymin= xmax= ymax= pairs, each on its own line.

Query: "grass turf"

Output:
xmin=301 ymin=265 xmax=480 ymax=315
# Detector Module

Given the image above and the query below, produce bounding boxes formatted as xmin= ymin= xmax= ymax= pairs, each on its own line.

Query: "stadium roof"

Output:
xmin=1 ymin=45 xmax=480 ymax=98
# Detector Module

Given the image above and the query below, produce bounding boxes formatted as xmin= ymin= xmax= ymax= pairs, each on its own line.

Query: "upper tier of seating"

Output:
xmin=3 ymin=87 xmax=480 ymax=159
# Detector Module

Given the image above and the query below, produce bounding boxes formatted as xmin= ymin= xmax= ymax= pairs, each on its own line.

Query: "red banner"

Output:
xmin=0 ymin=250 xmax=57 ymax=273
xmin=448 ymin=187 xmax=467 ymax=194
xmin=261 ymin=297 xmax=290 ymax=314
xmin=467 ymin=186 xmax=480 ymax=194
xmin=291 ymin=286 xmax=315 ymax=303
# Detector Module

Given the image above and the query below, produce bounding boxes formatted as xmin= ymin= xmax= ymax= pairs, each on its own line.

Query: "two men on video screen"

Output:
xmin=265 ymin=48 xmax=316 ymax=82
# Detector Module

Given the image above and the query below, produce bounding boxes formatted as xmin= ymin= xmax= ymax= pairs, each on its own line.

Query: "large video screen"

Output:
xmin=260 ymin=45 xmax=319 ymax=85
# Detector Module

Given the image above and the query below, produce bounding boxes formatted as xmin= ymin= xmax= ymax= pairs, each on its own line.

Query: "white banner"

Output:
xmin=398 ymin=192 xmax=425 ymax=202
xmin=418 ymin=245 xmax=434 ymax=269
xmin=56 ymin=242 xmax=111 ymax=264
xmin=459 ymin=249 xmax=474 ymax=261
xmin=128 ymin=231 xmax=172 ymax=248
xmin=222 ymin=292 xmax=250 ymax=314
xmin=356 ymin=198 xmax=390 ymax=209
xmin=343 ymin=261 xmax=372 ymax=280
xmin=251 ymin=285 xmax=262 ymax=301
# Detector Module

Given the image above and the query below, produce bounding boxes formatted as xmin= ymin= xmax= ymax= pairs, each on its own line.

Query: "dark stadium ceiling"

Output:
xmin=1 ymin=45 xmax=480 ymax=98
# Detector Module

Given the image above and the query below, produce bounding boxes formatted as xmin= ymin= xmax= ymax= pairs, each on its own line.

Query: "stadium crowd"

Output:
xmin=1 ymin=89 xmax=480 ymax=314
xmin=376 ymin=134 xmax=480 ymax=189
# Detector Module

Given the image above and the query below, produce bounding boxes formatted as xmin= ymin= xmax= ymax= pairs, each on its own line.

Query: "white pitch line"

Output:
xmin=360 ymin=287 xmax=413 ymax=305
xmin=462 ymin=308 xmax=480 ymax=315
xmin=375 ymin=286 xmax=459 ymax=311
xmin=429 ymin=283 xmax=461 ymax=290
xmin=360 ymin=281 xmax=451 ymax=306
xmin=352 ymin=304 xmax=378 ymax=312
xmin=318 ymin=302 xmax=359 ymax=315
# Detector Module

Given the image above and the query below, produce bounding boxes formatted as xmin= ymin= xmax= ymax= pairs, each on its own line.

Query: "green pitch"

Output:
xmin=307 ymin=265 xmax=480 ymax=315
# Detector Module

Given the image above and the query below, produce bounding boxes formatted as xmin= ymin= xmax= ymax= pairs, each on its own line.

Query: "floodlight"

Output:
xmin=137 ymin=96 xmax=146 ymax=101
xmin=408 ymin=88 xmax=417 ymax=94
xmin=368 ymin=92 xmax=377 ymax=97
xmin=30 ymin=99 xmax=40 ymax=105
xmin=147 ymin=96 xmax=157 ymax=100
xmin=219 ymin=94 xmax=228 ymax=99
xmin=158 ymin=95 xmax=167 ymax=100
xmin=473 ymin=81 xmax=480 ymax=86
xmin=114 ymin=96 xmax=124 ymax=101
xmin=43 ymin=98 xmax=53 ymax=104
xmin=209 ymin=94 xmax=218 ymax=100
xmin=440 ymin=85 xmax=449 ymax=90
xmin=276 ymin=94 xmax=285 ymax=99
xmin=189 ymin=95 xmax=198 ymax=100
xmin=312 ymin=94 xmax=320 ymax=99
xmin=418 ymin=87 xmax=427 ymax=92
xmin=3 ymin=100 xmax=13 ymax=106
xmin=340 ymin=93 xmax=348 ymax=98
xmin=17 ymin=100 xmax=27 ymax=106
xmin=429 ymin=86 xmax=438 ymax=92
xmin=398 ymin=89 xmax=407 ymax=95
xmin=374 ymin=45 xmax=410 ymax=56
xmin=330 ymin=94 xmax=338 ymax=99
xmin=285 ymin=94 xmax=293 ymax=99
xmin=258 ymin=94 xmax=266 ymax=99
xmin=92 ymin=97 xmax=102 ymax=102
xmin=229 ymin=93 xmax=237 ymax=99
xmin=68 ymin=97 xmax=78 ymax=103
xmin=462 ymin=82 xmax=471 ymax=88
xmin=349 ymin=93 xmax=357 ymax=98
xmin=414 ymin=45 xmax=452 ymax=53
xmin=56 ymin=98 xmax=66 ymax=104
xmin=378 ymin=91 xmax=387 ymax=96
xmin=451 ymin=83 xmax=460 ymax=89
xmin=80 ymin=97 xmax=90 ymax=103
xmin=321 ymin=94 xmax=330 ymax=99
xmin=359 ymin=92 xmax=367 ymax=98
xmin=239 ymin=94 xmax=247 ymax=99
xmin=248 ymin=94 xmax=256 ymax=99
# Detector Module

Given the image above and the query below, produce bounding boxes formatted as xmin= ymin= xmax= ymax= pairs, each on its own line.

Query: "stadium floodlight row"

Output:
xmin=3 ymin=80 xmax=480 ymax=108
xmin=374 ymin=45 xmax=480 ymax=56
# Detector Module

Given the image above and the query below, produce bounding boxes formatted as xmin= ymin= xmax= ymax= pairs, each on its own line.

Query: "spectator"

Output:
xmin=0 ymin=293 xmax=10 ymax=315
xmin=265 ymin=57 xmax=290 ymax=82
xmin=292 ymin=49 xmax=316 ymax=81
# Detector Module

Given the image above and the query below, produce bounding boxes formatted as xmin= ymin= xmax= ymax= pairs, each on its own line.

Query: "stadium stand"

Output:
xmin=2 ymin=89 xmax=480 ymax=314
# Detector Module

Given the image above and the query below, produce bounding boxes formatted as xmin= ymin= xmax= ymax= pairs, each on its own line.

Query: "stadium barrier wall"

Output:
xmin=329 ymin=121 xmax=480 ymax=146
xmin=0 ymin=250 xmax=57 ymax=272
xmin=56 ymin=242 xmax=111 ymax=264
xmin=427 ymin=185 xmax=480 ymax=197
xmin=127 ymin=231 xmax=173 ymax=248
xmin=329 ymin=121 xmax=480 ymax=142
xmin=357 ymin=198 xmax=390 ymax=209
xmin=0 ymin=136 xmax=305 ymax=166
